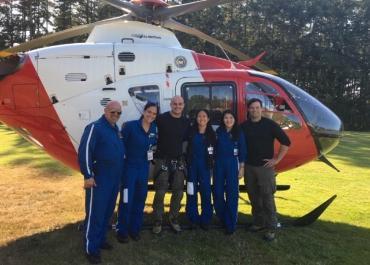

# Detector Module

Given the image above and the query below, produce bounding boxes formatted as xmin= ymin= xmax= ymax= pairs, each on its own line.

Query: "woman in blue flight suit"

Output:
xmin=186 ymin=109 xmax=216 ymax=230
xmin=213 ymin=110 xmax=246 ymax=234
xmin=116 ymin=102 xmax=158 ymax=242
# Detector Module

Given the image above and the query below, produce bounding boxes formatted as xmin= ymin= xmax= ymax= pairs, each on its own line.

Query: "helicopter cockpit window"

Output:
xmin=245 ymin=82 xmax=299 ymax=129
xmin=128 ymin=85 xmax=159 ymax=113
xmin=182 ymin=83 xmax=236 ymax=125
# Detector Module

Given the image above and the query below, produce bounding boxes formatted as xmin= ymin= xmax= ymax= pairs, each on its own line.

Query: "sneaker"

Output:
xmin=116 ymin=233 xmax=129 ymax=244
xmin=263 ymin=231 xmax=276 ymax=241
xmin=247 ymin=225 xmax=265 ymax=232
xmin=152 ymin=220 xmax=162 ymax=234
xmin=169 ymin=216 xmax=182 ymax=233
xmin=100 ymin=242 xmax=113 ymax=250
xmin=86 ymin=253 xmax=101 ymax=264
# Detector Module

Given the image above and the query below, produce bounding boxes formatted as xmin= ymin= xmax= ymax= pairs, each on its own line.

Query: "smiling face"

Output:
xmin=143 ymin=105 xmax=158 ymax=124
xmin=223 ymin=113 xmax=235 ymax=130
xmin=104 ymin=101 xmax=122 ymax=125
xmin=248 ymin=101 xmax=262 ymax=121
xmin=170 ymin=96 xmax=185 ymax=117
xmin=196 ymin=110 xmax=210 ymax=128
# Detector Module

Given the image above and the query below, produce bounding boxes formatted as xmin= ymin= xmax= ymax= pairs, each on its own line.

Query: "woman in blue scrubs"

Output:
xmin=116 ymin=102 xmax=158 ymax=242
xmin=213 ymin=110 xmax=246 ymax=234
xmin=186 ymin=109 xmax=216 ymax=230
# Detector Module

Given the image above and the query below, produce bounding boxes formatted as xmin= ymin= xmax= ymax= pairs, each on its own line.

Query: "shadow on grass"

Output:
xmin=1 ymin=212 xmax=369 ymax=265
xmin=329 ymin=132 xmax=370 ymax=168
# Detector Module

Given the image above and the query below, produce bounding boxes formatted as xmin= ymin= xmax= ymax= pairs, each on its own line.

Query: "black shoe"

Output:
xmin=86 ymin=253 xmax=101 ymax=264
xmin=200 ymin=223 xmax=209 ymax=231
xmin=116 ymin=233 xmax=129 ymax=244
xmin=130 ymin=234 xmax=141 ymax=241
xmin=225 ymin=229 xmax=235 ymax=236
xmin=247 ymin=224 xmax=265 ymax=232
xmin=169 ymin=216 xmax=182 ymax=233
xmin=100 ymin=242 xmax=113 ymax=250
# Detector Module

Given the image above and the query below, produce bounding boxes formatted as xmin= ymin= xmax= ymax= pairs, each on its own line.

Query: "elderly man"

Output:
xmin=78 ymin=101 xmax=125 ymax=264
xmin=152 ymin=96 xmax=190 ymax=234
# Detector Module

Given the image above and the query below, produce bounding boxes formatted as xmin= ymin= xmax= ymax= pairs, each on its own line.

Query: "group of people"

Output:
xmin=78 ymin=96 xmax=291 ymax=264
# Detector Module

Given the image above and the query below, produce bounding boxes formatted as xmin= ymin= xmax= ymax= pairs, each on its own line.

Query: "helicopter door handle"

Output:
xmin=102 ymin=87 xmax=116 ymax=91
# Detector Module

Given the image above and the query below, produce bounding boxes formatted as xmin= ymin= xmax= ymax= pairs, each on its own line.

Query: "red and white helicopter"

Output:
xmin=0 ymin=0 xmax=342 ymax=225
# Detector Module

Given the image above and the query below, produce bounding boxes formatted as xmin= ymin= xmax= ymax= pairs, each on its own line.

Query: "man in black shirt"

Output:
xmin=152 ymin=96 xmax=190 ymax=234
xmin=241 ymin=98 xmax=291 ymax=241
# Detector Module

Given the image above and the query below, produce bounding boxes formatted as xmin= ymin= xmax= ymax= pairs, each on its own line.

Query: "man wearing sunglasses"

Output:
xmin=78 ymin=101 xmax=125 ymax=264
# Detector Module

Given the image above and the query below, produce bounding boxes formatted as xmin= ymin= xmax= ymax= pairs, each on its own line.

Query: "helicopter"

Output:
xmin=0 ymin=0 xmax=343 ymax=226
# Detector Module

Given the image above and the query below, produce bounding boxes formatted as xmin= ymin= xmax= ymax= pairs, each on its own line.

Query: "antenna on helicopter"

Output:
xmin=217 ymin=43 xmax=236 ymax=69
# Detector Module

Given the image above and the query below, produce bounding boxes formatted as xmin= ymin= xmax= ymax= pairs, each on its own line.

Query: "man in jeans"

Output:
xmin=152 ymin=96 xmax=190 ymax=234
xmin=241 ymin=98 xmax=291 ymax=241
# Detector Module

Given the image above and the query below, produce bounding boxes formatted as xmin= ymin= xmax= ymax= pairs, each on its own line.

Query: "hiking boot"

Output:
xmin=247 ymin=225 xmax=265 ymax=232
xmin=263 ymin=230 xmax=276 ymax=241
xmin=86 ymin=253 xmax=101 ymax=264
xmin=152 ymin=220 xmax=162 ymax=234
xmin=169 ymin=216 xmax=182 ymax=233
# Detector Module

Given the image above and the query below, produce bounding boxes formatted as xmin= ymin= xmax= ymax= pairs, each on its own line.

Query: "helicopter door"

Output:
xmin=180 ymin=82 xmax=236 ymax=125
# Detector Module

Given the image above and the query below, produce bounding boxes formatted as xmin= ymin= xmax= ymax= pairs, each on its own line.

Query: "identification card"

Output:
xmin=147 ymin=150 xmax=154 ymax=161
xmin=187 ymin=182 xmax=194 ymax=195
xmin=207 ymin=146 xmax=214 ymax=155
xmin=233 ymin=148 xmax=239 ymax=156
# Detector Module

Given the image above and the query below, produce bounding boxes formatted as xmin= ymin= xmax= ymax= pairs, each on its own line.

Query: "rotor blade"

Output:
xmin=291 ymin=195 xmax=337 ymax=226
xmin=319 ymin=155 xmax=340 ymax=172
xmin=3 ymin=15 xmax=130 ymax=53
xmin=163 ymin=19 xmax=275 ymax=73
xmin=155 ymin=0 xmax=233 ymax=19
xmin=102 ymin=0 xmax=143 ymax=16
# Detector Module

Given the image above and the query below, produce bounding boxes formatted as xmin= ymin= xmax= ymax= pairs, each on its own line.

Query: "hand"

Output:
xmin=238 ymin=167 xmax=244 ymax=179
xmin=263 ymin=158 xmax=277 ymax=168
xmin=84 ymin=178 xmax=97 ymax=189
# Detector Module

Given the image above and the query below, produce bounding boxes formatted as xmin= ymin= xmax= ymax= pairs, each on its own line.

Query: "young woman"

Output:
xmin=116 ymin=102 xmax=158 ymax=242
xmin=186 ymin=109 xmax=216 ymax=230
xmin=213 ymin=110 xmax=246 ymax=234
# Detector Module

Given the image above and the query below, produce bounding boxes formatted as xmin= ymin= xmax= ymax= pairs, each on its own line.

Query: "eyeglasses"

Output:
xmin=110 ymin=111 xmax=122 ymax=115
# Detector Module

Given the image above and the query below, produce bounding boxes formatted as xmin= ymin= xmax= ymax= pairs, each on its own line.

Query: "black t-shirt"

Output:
xmin=156 ymin=111 xmax=190 ymax=159
xmin=241 ymin=117 xmax=291 ymax=166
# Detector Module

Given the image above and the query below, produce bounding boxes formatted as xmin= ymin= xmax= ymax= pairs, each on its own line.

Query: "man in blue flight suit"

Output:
xmin=78 ymin=101 xmax=125 ymax=264
xmin=116 ymin=102 xmax=158 ymax=242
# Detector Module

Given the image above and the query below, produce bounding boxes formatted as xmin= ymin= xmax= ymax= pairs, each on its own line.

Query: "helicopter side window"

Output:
xmin=128 ymin=85 xmax=159 ymax=113
xmin=182 ymin=83 xmax=236 ymax=125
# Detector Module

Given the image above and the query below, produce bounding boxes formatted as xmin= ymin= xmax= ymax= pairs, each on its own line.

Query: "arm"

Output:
xmin=78 ymin=124 xmax=98 ymax=188
xmin=263 ymin=123 xmax=291 ymax=167
xmin=238 ymin=131 xmax=247 ymax=178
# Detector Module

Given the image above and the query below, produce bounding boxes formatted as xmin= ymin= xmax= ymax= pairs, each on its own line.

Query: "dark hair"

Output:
xmin=144 ymin=101 xmax=159 ymax=111
xmin=220 ymin=110 xmax=239 ymax=141
xmin=140 ymin=102 xmax=159 ymax=120
xmin=189 ymin=109 xmax=216 ymax=143
xmin=247 ymin=98 xmax=263 ymax=108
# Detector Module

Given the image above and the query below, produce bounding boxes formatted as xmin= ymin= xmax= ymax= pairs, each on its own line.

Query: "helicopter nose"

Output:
xmin=279 ymin=80 xmax=343 ymax=155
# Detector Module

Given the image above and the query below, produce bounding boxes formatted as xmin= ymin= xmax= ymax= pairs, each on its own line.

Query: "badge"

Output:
xmin=234 ymin=148 xmax=239 ymax=156
xmin=187 ymin=182 xmax=194 ymax=195
xmin=147 ymin=150 xmax=154 ymax=161
xmin=207 ymin=146 xmax=214 ymax=155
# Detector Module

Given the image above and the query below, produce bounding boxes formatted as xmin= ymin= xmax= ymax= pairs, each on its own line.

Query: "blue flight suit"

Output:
xmin=213 ymin=127 xmax=246 ymax=233
xmin=186 ymin=133 xmax=213 ymax=226
xmin=116 ymin=119 xmax=157 ymax=237
xmin=78 ymin=115 xmax=125 ymax=256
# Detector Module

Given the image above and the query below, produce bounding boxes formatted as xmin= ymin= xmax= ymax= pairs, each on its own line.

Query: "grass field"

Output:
xmin=0 ymin=124 xmax=369 ymax=265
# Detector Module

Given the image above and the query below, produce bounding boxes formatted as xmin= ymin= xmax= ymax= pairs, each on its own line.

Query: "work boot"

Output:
xmin=152 ymin=220 xmax=162 ymax=234
xmin=169 ymin=216 xmax=182 ymax=233
xmin=247 ymin=224 xmax=265 ymax=232
xmin=263 ymin=230 xmax=276 ymax=241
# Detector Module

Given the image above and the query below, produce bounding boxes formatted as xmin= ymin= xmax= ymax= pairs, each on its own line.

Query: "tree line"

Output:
xmin=0 ymin=0 xmax=369 ymax=130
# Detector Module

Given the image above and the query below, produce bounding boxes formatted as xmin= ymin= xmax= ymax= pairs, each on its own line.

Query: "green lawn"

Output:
xmin=0 ymin=125 xmax=369 ymax=265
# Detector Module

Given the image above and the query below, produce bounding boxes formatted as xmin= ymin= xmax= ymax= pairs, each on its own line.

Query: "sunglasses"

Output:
xmin=110 ymin=111 xmax=122 ymax=115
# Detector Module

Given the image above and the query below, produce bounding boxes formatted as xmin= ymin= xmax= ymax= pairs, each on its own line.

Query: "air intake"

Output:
xmin=118 ymin=52 xmax=135 ymax=62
